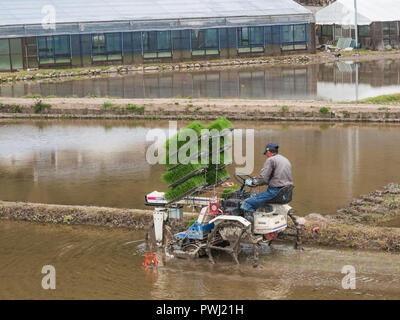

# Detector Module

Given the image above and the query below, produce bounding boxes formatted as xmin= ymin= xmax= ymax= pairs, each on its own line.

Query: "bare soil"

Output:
xmin=0 ymin=96 xmax=399 ymax=122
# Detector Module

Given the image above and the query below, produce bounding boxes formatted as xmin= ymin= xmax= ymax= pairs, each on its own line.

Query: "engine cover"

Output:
xmin=253 ymin=213 xmax=287 ymax=234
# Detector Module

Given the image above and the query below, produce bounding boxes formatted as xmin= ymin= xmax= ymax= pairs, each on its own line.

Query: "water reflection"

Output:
xmin=1 ymin=59 xmax=400 ymax=101
xmin=1 ymin=120 xmax=400 ymax=216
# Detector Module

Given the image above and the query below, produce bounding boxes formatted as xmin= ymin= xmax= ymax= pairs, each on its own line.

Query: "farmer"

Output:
xmin=240 ymin=142 xmax=293 ymax=216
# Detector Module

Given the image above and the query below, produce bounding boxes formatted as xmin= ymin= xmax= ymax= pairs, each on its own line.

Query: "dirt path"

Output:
xmin=0 ymin=96 xmax=399 ymax=122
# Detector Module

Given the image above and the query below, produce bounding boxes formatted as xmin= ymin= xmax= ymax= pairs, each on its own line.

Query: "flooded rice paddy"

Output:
xmin=0 ymin=119 xmax=399 ymax=299
xmin=1 ymin=59 xmax=400 ymax=102
xmin=0 ymin=119 xmax=400 ymax=216
xmin=0 ymin=219 xmax=399 ymax=299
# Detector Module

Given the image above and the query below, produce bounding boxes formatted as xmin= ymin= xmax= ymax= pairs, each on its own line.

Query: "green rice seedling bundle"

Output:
xmin=221 ymin=185 xmax=241 ymax=199
xmin=163 ymin=121 xmax=205 ymax=169
xmin=205 ymin=118 xmax=233 ymax=132
xmin=209 ymin=150 xmax=232 ymax=169
xmin=205 ymin=167 xmax=230 ymax=187
xmin=164 ymin=175 xmax=207 ymax=202
xmin=161 ymin=163 xmax=206 ymax=187
xmin=161 ymin=118 xmax=234 ymax=203
xmin=165 ymin=121 xmax=205 ymax=154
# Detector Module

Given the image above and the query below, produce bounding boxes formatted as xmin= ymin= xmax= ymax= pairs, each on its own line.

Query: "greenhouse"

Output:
xmin=0 ymin=0 xmax=315 ymax=72
xmin=316 ymin=0 xmax=400 ymax=50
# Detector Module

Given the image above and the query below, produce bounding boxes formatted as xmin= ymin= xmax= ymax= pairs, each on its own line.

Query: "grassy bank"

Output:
xmin=355 ymin=93 xmax=400 ymax=105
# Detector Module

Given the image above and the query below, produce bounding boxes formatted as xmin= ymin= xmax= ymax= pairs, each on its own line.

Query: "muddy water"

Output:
xmin=1 ymin=120 xmax=400 ymax=217
xmin=1 ymin=59 xmax=400 ymax=101
xmin=0 ymin=220 xmax=399 ymax=299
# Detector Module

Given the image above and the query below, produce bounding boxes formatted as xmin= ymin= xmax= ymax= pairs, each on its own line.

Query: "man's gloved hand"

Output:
xmin=245 ymin=179 xmax=253 ymax=186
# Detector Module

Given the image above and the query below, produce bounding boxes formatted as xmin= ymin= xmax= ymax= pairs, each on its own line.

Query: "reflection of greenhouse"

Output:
xmin=0 ymin=0 xmax=315 ymax=72
xmin=0 ymin=66 xmax=317 ymax=99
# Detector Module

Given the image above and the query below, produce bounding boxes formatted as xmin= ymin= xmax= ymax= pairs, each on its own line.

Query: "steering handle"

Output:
xmin=234 ymin=174 xmax=255 ymax=190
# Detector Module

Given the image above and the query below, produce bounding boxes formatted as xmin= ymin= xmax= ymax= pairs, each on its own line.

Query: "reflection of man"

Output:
xmin=240 ymin=143 xmax=293 ymax=215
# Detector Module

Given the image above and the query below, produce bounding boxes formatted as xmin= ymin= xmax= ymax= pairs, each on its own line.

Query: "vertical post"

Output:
xmin=354 ymin=0 xmax=359 ymax=48
xmin=8 ymin=39 xmax=12 ymax=71
xmin=355 ymin=62 xmax=359 ymax=101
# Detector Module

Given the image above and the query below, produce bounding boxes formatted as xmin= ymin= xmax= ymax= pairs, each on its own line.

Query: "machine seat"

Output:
xmin=263 ymin=185 xmax=294 ymax=205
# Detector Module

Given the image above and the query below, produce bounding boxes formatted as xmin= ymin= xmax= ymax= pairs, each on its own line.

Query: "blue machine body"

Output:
xmin=174 ymin=221 xmax=215 ymax=240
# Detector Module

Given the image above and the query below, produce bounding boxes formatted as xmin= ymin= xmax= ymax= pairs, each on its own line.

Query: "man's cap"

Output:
xmin=263 ymin=142 xmax=279 ymax=154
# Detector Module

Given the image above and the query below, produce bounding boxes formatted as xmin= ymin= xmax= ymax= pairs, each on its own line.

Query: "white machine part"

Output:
xmin=146 ymin=191 xmax=211 ymax=207
xmin=197 ymin=206 xmax=213 ymax=225
xmin=153 ymin=207 xmax=168 ymax=246
xmin=209 ymin=215 xmax=252 ymax=229
xmin=253 ymin=204 xmax=291 ymax=234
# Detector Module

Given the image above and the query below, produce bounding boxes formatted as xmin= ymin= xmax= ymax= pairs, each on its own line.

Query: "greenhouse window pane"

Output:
xmin=205 ymin=29 xmax=218 ymax=48
xmin=0 ymin=54 xmax=10 ymax=71
xmin=92 ymin=34 xmax=106 ymax=56
xmin=143 ymin=52 xmax=157 ymax=58
xmin=322 ymin=25 xmax=333 ymax=37
xmin=0 ymin=39 xmax=9 ymax=55
xmin=54 ymin=35 xmax=70 ymax=58
xmin=238 ymin=27 xmax=249 ymax=47
xmin=359 ymin=25 xmax=370 ymax=37
xmin=251 ymin=46 xmax=264 ymax=52
xmin=142 ymin=31 xmax=171 ymax=58
xmin=157 ymin=51 xmax=171 ymax=58
xmin=92 ymin=55 xmax=107 ymax=61
xmin=192 ymin=50 xmax=206 ymax=56
xmin=265 ymin=26 xmax=280 ymax=44
xmin=250 ymin=27 xmax=263 ymax=46
xmin=294 ymin=25 xmax=306 ymax=42
xmin=238 ymin=47 xmax=251 ymax=53
xmin=38 ymin=36 xmax=54 ymax=60
xmin=9 ymin=38 xmax=22 ymax=55
xmin=205 ymin=49 xmax=219 ymax=55
xmin=282 ymin=25 xmax=294 ymax=43
xmin=294 ymin=44 xmax=307 ymax=50
xmin=239 ymin=27 xmax=264 ymax=51
xmin=191 ymin=29 xmax=219 ymax=53
xmin=106 ymin=33 xmax=121 ymax=54
xmin=11 ymin=54 xmax=23 ymax=69
xmin=143 ymin=32 xmax=155 ymax=52
xmin=107 ymin=54 xmax=122 ymax=60
xmin=156 ymin=31 xmax=171 ymax=51
xmin=39 ymin=58 xmax=54 ymax=64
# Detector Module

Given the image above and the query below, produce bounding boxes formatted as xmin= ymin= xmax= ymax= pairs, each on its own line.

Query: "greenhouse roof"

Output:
xmin=316 ymin=0 xmax=400 ymax=26
xmin=0 ymin=0 xmax=313 ymax=26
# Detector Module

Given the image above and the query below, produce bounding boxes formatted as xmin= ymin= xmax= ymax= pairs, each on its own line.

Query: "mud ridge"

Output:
xmin=1 ymin=183 xmax=399 ymax=252
xmin=0 ymin=97 xmax=399 ymax=122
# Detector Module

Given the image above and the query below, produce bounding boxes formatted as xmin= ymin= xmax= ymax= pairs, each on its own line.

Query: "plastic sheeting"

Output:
xmin=0 ymin=0 xmax=313 ymax=26
xmin=316 ymin=0 xmax=400 ymax=26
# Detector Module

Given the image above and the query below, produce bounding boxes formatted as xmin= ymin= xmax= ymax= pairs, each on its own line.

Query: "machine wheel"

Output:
xmin=173 ymin=242 xmax=206 ymax=260
xmin=206 ymin=220 xmax=250 ymax=265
